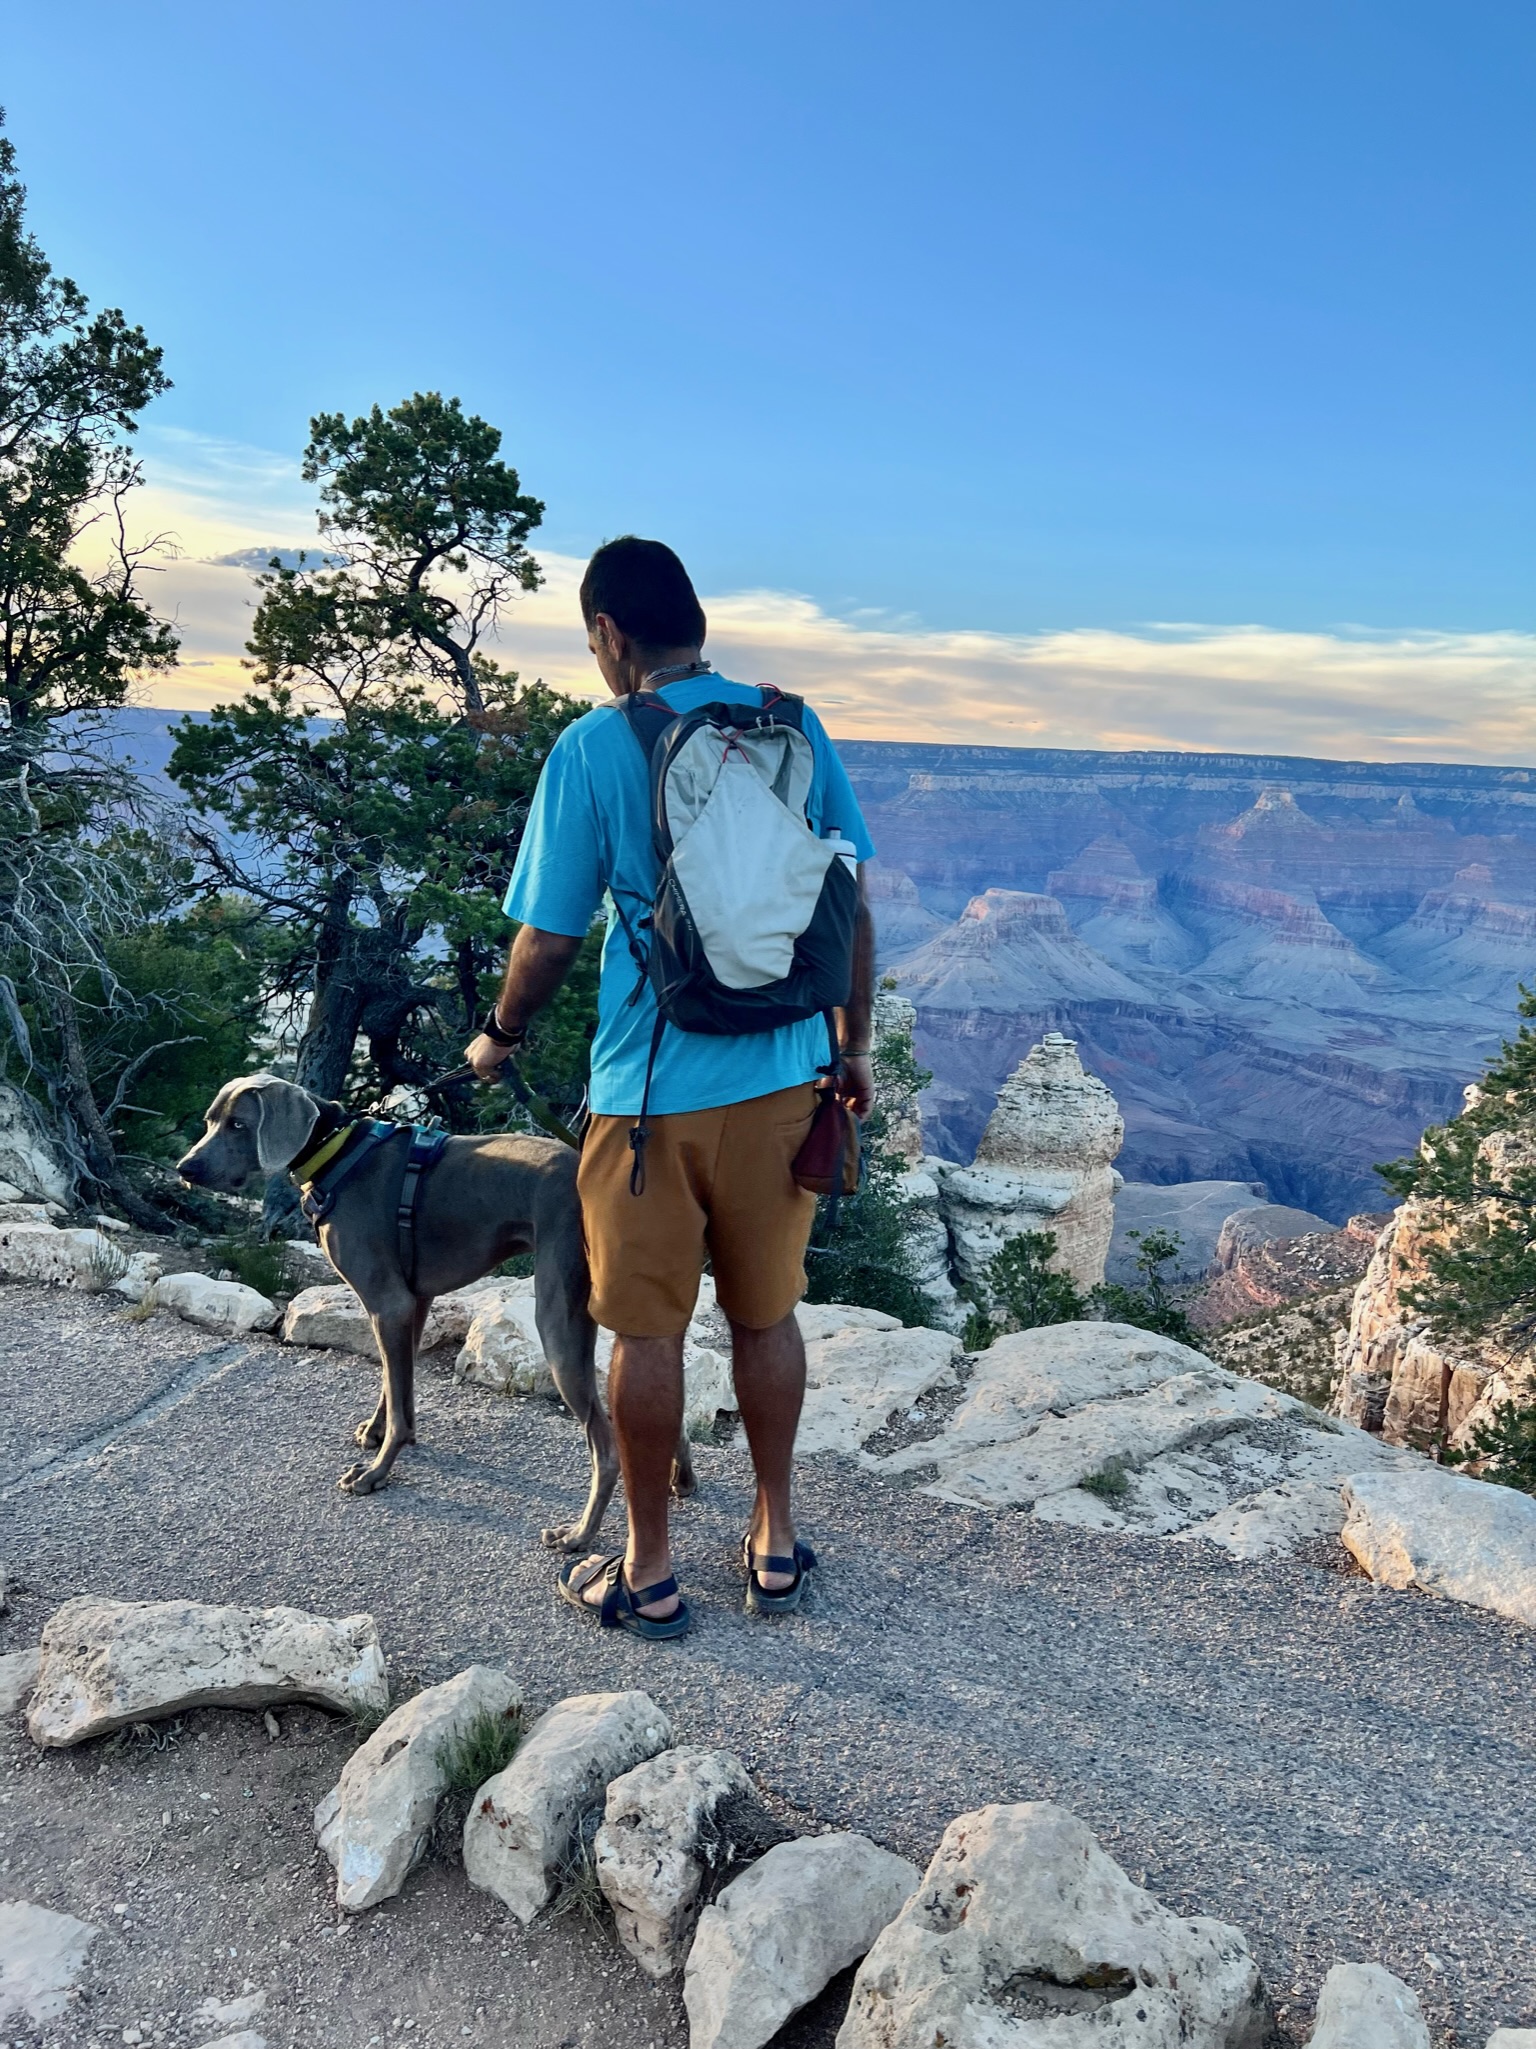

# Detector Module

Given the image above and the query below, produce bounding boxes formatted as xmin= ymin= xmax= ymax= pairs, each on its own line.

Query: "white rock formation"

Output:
xmin=795 ymin=1302 xmax=901 ymax=1341
xmin=797 ymin=1325 xmax=963 ymax=1457
xmin=151 ymin=1271 xmax=279 ymax=1335
xmin=463 ymin=1690 xmax=672 ymax=1922
xmin=867 ymin=1321 xmax=1416 ymax=1545
xmin=0 ymin=1900 xmax=98 ymax=2027
xmin=1487 ymin=2033 xmax=1536 ymax=2047
xmin=286 ymin=1278 xmax=504 ymax=1358
xmin=595 ymin=1746 xmax=771 ymax=1979
xmin=457 ymin=1281 xmax=556 ymax=1396
xmin=837 ymin=1802 xmax=1272 ymax=2049
xmin=0 ymin=1220 xmax=126 ymax=1288
xmin=27 ymin=1596 xmax=388 ymax=1747
xmin=937 ymin=1033 xmax=1124 ymax=1299
xmin=685 ymin=1833 xmax=919 ymax=2049
xmin=0 ymin=1644 xmax=42 ymax=1714
xmin=110 ymin=1250 xmax=163 ymax=1302
xmin=1307 ymin=1962 xmax=1430 ymax=2049
xmin=0 ymin=1083 xmax=70 ymax=1204
xmin=315 ymin=1664 xmax=522 ymax=1911
xmin=1341 ymin=1465 xmax=1536 ymax=1627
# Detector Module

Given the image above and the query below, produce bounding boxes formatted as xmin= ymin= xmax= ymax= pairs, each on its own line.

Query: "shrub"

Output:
xmin=1092 ymin=1229 xmax=1199 ymax=1346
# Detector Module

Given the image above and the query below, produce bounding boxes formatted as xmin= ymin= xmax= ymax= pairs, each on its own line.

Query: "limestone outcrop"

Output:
xmin=1333 ymin=1199 xmax=1532 ymax=1453
xmin=1341 ymin=1465 xmax=1536 ymax=1628
xmin=0 ymin=1084 xmax=70 ymax=1205
xmin=936 ymin=1032 xmax=1123 ymax=1299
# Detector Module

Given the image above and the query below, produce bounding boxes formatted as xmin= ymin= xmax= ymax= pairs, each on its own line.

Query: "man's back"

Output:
xmin=504 ymin=673 xmax=875 ymax=1116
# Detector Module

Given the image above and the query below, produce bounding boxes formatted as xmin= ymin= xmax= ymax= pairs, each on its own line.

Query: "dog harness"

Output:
xmin=289 ymin=1118 xmax=450 ymax=1287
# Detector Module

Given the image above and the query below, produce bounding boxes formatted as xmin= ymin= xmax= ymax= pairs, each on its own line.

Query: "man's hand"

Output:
xmin=836 ymin=1053 xmax=874 ymax=1121
xmin=465 ymin=1032 xmax=514 ymax=1081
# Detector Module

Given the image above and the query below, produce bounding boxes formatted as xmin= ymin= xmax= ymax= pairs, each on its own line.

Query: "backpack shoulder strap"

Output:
xmin=615 ymin=690 xmax=678 ymax=767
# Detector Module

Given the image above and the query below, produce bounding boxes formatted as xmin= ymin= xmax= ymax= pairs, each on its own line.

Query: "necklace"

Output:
xmin=641 ymin=659 xmax=713 ymax=689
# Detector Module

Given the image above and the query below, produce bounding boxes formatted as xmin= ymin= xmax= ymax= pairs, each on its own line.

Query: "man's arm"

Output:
xmin=464 ymin=925 xmax=584 ymax=1079
xmin=834 ymin=864 xmax=876 ymax=1120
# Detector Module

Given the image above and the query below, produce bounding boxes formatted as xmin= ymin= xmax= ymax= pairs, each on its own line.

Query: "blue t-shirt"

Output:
xmin=504 ymin=674 xmax=876 ymax=1116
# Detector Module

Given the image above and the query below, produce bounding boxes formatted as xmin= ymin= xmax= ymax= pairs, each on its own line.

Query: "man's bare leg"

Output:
xmin=730 ymin=1309 xmax=806 ymax=1592
xmin=571 ymin=1332 xmax=683 ymax=1619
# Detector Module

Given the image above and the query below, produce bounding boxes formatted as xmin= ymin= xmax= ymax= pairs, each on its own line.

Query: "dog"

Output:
xmin=177 ymin=1073 xmax=693 ymax=1548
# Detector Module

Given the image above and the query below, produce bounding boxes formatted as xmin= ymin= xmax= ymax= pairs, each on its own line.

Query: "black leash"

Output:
xmin=420 ymin=1060 xmax=582 ymax=1152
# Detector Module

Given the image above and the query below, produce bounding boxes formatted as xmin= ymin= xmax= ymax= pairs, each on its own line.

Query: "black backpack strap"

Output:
xmin=616 ymin=690 xmax=679 ymax=766
xmin=628 ymin=1010 xmax=668 ymax=1196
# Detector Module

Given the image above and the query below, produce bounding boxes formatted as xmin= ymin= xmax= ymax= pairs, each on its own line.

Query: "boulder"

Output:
xmin=152 ymin=1271 xmax=278 ymax=1335
xmin=0 ymin=1220 xmax=125 ymax=1288
xmin=316 ymin=1664 xmax=522 ymax=1911
xmin=456 ymin=1281 xmax=555 ymax=1397
xmin=593 ymin=1330 xmax=737 ymax=1437
xmin=463 ymin=1690 xmax=672 ymax=1922
xmin=837 ymin=1802 xmax=1272 ymax=2049
xmin=595 ymin=1746 xmax=775 ymax=1978
xmin=0 ymin=1644 xmax=41 ymax=1714
xmin=26 ymin=1595 xmax=388 ymax=1747
xmin=1487 ymin=2034 xmax=1536 ymax=2047
xmin=285 ymin=1278 xmax=504 ymax=1357
xmin=1341 ymin=1466 xmax=1536 ymax=1627
xmin=1307 ymin=1962 xmax=1430 ymax=2048
xmin=798 ymin=1325 xmax=963 ymax=1457
xmin=685 ymin=1832 xmax=919 ymax=2049
xmin=937 ymin=1033 xmax=1124 ymax=1297
xmin=110 ymin=1250 xmax=163 ymax=1302
xmin=0 ymin=1900 xmax=98 ymax=2027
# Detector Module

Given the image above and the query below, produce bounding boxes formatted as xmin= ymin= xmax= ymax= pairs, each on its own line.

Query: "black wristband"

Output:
xmin=481 ymin=1006 xmax=525 ymax=1048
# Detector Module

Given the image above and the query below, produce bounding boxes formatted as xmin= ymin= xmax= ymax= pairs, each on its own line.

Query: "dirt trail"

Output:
xmin=2 ymin=1285 xmax=1534 ymax=2047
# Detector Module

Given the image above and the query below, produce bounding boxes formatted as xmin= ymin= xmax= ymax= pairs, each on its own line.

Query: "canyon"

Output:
xmin=842 ymin=740 xmax=1536 ymax=1219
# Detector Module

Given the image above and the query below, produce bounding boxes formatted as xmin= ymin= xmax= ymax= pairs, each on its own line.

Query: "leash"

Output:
xmin=420 ymin=1060 xmax=582 ymax=1152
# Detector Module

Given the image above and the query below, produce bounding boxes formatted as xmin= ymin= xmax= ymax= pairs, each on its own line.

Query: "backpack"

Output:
xmin=614 ymin=683 xmax=860 ymax=1190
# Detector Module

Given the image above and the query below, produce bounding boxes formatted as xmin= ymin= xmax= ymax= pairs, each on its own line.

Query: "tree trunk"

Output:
xmin=55 ymin=988 xmax=173 ymax=1234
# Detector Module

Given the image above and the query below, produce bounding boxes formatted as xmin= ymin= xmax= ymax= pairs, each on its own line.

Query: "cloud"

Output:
xmin=103 ymin=434 xmax=1536 ymax=765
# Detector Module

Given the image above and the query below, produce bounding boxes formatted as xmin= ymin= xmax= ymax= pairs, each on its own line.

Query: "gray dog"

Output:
xmin=177 ymin=1073 xmax=688 ymax=1547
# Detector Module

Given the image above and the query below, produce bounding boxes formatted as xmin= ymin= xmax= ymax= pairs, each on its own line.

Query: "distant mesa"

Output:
xmin=892 ymin=889 xmax=1151 ymax=1011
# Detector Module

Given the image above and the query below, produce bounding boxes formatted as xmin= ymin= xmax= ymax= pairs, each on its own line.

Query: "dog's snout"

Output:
xmin=176 ymin=1153 xmax=206 ymax=1186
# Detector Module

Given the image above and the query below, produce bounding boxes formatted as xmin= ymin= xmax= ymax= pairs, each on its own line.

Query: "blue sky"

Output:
xmin=7 ymin=3 xmax=1535 ymax=751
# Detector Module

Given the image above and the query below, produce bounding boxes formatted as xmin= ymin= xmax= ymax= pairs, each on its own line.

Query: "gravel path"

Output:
xmin=3 ymin=1284 xmax=1534 ymax=2048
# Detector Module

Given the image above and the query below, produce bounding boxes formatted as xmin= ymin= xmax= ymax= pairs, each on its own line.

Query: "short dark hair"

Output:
xmin=579 ymin=536 xmax=706 ymax=651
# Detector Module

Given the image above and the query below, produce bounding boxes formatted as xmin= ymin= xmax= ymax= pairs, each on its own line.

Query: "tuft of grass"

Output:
xmin=549 ymin=1813 xmax=609 ymax=1930
xmin=209 ymin=1236 xmax=286 ymax=1299
xmin=349 ymin=1693 xmax=394 ymax=1742
xmin=1080 ymin=1458 xmax=1131 ymax=1502
xmin=120 ymin=1291 xmax=157 ymax=1323
xmin=439 ymin=1703 xmax=526 ymax=1794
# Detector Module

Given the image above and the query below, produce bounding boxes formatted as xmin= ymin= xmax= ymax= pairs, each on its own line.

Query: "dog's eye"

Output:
xmin=229 ymin=1118 xmax=245 ymax=1133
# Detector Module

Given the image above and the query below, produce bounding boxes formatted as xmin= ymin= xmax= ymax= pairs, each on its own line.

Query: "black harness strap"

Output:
xmin=296 ymin=1119 xmax=398 ymax=1227
xmin=396 ymin=1125 xmax=450 ymax=1289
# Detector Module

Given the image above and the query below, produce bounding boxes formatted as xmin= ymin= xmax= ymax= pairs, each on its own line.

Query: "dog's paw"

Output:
xmin=354 ymin=1418 xmax=385 ymax=1449
xmin=542 ymin=1521 xmax=593 ymax=1552
xmin=670 ymin=1460 xmax=698 ymax=1501
xmin=338 ymin=1461 xmax=387 ymax=1495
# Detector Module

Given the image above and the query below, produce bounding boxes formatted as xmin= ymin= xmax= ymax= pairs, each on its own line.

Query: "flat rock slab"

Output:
xmin=685 ymin=1832 xmax=918 ymax=2049
xmin=1308 ymin=1962 xmax=1430 ymax=2048
xmin=317 ymin=1662 xmax=522 ymax=1911
xmin=596 ymin=1745 xmax=775 ymax=1979
xmin=798 ymin=1327 xmax=962 ymax=1457
xmin=1343 ymin=1466 xmax=1536 ymax=1628
xmin=27 ymin=1594 xmax=388 ymax=1746
xmin=285 ymin=1281 xmax=501 ymax=1358
xmin=0 ymin=1899 xmax=98 ymax=2026
xmin=464 ymin=1690 xmax=672 ymax=1922
xmin=839 ymin=1801 xmax=1272 ymax=2049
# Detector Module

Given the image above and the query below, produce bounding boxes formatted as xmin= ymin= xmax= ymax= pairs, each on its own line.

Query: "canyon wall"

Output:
xmin=838 ymin=741 xmax=1536 ymax=1219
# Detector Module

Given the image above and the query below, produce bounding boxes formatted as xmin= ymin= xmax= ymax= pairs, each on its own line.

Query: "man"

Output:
xmin=466 ymin=536 xmax=875 ymax=1638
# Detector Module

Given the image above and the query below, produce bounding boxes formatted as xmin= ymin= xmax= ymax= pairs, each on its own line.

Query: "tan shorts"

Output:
xmin=577 ymin=1082 xmax=819 ymax=1336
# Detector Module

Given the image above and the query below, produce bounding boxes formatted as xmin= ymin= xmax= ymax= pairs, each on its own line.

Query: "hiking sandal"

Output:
xmin=557 ymin=1554 xmax=690 ymax=1641
xmin=742 ymin=1535 xmax=817 ymax=1615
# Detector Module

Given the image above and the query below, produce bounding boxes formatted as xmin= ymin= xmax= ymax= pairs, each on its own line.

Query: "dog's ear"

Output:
xmin=244 ymin=1080 xmax=322 ymax=1173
